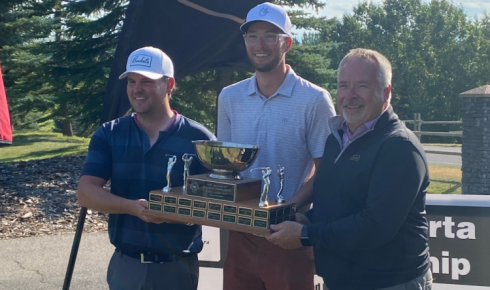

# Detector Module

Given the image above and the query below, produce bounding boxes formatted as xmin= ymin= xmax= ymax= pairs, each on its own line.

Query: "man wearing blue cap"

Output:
xmin=78 ymin=46 xmax=215 ymax=290
xmin=217 ymin=3 xmax=336 ymax=290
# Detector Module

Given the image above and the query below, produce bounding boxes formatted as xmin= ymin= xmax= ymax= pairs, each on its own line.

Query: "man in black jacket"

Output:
xmin=268 ymin=48 xmax=432 ymax=290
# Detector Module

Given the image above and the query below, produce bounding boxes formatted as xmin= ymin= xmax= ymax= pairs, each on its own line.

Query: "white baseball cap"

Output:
xmin=119 ymin=46 xmax=174 ymax=80
xmin=240 ymin=2 xmax=292 ymax=37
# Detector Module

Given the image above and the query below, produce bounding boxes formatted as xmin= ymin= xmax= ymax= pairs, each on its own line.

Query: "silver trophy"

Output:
xmin=192 ymin=141 xmax=260 ymax=180
xmin=250 ymin=167 xmax=272 ymax=207
xmin=163 ymin=155 xmax=177 ymax=192
xmin=182 ymin=153 xmax=195 ymax=192
xmin=276 ymin=165 xmax=285 ymax=204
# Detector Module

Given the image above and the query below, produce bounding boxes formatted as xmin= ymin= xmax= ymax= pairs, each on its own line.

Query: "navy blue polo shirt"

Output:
xmin=82 ymin=113 xmax=215 ymax=255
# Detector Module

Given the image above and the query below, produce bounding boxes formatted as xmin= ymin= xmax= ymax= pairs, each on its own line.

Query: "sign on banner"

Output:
xmin=426 ymin=194 xmax=490 ymax=289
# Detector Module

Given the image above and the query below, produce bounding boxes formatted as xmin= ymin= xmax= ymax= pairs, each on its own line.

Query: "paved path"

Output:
xmin=423 ymin=145 xmax=462 ymax=167
xmin=0 ymin=232 xmax=224 ymax=290
xmin=0 ymin=232 xmax=322 ymax=290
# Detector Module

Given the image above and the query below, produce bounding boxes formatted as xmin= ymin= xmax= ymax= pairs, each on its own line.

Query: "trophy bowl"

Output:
xmin=192 ymin=140 xmax=260 ymax=180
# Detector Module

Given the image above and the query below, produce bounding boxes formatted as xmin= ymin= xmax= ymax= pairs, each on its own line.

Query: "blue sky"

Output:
xmin=310 ymin=0 xmax=489 ymax=19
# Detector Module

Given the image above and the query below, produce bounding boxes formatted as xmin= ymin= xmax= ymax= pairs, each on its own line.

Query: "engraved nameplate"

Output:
xmin=222 ymin=214 xmax=237 ymax=224
xmin=163 ymin=205 xmax=176 ymax=213
xmin=207 ymin=212 xmax=221 ymax=221
xmin=223 ymin=205 xmax=237 ymax=214
xmin=149 ymin=193 xmax=163 ymax=203
xmin=254 ymin=209 xmax=269 ymax=219
xmin=208 ymin=203 xmax=222 ymax=212
xmin=178 ymin=207 xmax=191 ymax=216
xmin=164 ymin=196 xmax=177 ymax=204
xmin=178 ymin=198 xmax=192 ymax=207
xmin=193 ymin=200 xmax=207 ymax=209
xmin=239 ymin=207 xmax=253 ymax=217
xmin=192 ymin=209 xmax=206 ymax=219
xmin=254 ymin=219 xmax=268 ymax=229
xmin=149 ymin=202 xmax=162 ymax=211
xmin=238 ymin=217 xmax=252 ymax=226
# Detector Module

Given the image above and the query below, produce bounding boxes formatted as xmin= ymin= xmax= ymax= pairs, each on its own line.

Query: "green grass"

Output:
xmin=428 ymin=165 xmax=462 ymax=194
xmin=0 ymin=131 xmax=90 ymax=162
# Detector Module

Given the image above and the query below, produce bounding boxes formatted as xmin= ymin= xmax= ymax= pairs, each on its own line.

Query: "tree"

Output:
xmin=321 ymin=0 xmax=490 ymax=126
xmin=0 ymin=0 xmax=58 ymax=130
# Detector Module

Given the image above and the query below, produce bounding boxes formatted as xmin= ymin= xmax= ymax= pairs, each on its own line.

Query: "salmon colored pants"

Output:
xmin=223 ymin=231 xmax=315 ymax=290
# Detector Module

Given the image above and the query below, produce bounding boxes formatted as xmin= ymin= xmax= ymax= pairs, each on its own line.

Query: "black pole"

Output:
xmin=62 ymin=206 xmax=87 ymax=290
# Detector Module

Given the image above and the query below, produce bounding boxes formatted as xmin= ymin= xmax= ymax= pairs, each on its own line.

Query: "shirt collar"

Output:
xmin=247 ymin=65 xmax=297 ymax=98
xmin=132 ymin=110 xmax=179 ymax=132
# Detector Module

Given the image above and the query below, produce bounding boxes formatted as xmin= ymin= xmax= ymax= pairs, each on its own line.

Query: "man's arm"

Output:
xmin=78 ymin=175 xmax=167 ymax=224
xmin=288 ymin=157 xmax=321 ymax=210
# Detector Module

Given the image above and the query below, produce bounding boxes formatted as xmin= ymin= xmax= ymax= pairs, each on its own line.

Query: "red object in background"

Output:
xmin=0 ymin=63 xmax=12 ymax=145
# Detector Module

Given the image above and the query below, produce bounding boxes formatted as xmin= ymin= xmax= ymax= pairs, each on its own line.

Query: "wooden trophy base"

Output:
xmin=145 ymin=188 xmax=297 ymax=236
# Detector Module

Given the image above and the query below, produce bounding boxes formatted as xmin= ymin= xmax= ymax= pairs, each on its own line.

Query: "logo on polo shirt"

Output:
xmin=259 ymin=7 xmax=269 ymax=16
xmin=131 ymin=54 xmax=152 ymax=67
xmin=350 ymin=155 xmax=360 ymax=162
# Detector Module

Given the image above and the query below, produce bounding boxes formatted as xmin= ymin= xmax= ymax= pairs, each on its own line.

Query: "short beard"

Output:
xmin=248 ymin=46 xmax=284 ymax=73
xmin=251 ymin=54 xmax=282 ymax=72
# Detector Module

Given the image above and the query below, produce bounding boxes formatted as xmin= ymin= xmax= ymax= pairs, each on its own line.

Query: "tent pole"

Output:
xmin=62 ymin=207 xmax=87 ymax=290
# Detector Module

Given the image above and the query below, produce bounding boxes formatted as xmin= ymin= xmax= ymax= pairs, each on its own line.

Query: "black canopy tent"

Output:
xmin=64 ymin=1 xmax=261 ymax=288
xmin=101 ymin=0 xmax=260 ymax=123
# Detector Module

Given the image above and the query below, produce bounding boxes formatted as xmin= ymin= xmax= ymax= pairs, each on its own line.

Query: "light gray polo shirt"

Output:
xmin=217 ymin=67 xmax=336 ymax=201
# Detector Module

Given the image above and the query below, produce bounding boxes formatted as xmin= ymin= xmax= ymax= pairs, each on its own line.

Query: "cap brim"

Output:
xmin=240 ymin=20 xmax=291 ymax=37
xmin=118 ymin=70 xmax=168 ymax=80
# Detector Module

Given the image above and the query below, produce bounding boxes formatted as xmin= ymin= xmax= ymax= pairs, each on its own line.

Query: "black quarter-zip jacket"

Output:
xmin=308 ymin=106 xmax=430 ymax=290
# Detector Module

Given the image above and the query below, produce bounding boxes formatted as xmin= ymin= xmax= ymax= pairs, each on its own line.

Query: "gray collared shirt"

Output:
xmin=217 ymin=66 xmax=336 ymax=201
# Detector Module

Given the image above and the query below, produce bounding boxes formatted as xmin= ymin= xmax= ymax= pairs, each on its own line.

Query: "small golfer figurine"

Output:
xmin=163 ymin=155 xmax=177 ymax=192
xmin=276 ymin=165 xmax=285 ymax=204
xmin=182 ymin=154 xmax=194 ymax=192
xmin=251 ymin=167 xmax=272 ymax=207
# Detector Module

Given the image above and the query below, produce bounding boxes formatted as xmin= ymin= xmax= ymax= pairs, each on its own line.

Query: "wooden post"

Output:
xmin=414 ymin=113 xmax=421 ymax=140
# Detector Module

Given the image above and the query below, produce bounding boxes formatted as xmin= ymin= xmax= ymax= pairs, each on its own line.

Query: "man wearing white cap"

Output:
xmin=78 ymin=46 xmax=215 ymax=290
xmin=217 ymin=3 xmax=336 ymax=290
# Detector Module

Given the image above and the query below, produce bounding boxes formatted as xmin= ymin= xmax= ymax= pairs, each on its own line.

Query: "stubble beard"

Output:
xmin=248 ymin=52 xmax=282 ymax=73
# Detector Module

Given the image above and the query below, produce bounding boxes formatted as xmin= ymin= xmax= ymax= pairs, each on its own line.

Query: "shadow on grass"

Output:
xmin=430 ymin=179 xmax=462 ymax=194
xmin=11 ymin=134 xmax=87 ymax=146
xmin=1 ymin=145 xmax=86 ymax=162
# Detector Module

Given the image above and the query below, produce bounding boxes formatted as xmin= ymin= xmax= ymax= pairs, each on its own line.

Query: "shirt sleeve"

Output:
xmin=307 ymin=90 xmax=337 ymax=158
xmin=81 ymin=126 xmax=112 ymax=181
xmin=217 ymin=89 xmax=232 ymax=142
xmin=308 ymin=141 xmax=428 ymax=251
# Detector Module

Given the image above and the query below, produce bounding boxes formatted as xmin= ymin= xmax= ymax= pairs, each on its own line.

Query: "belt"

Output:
xmin=115 ymin=248 xmax=173 ymax=263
